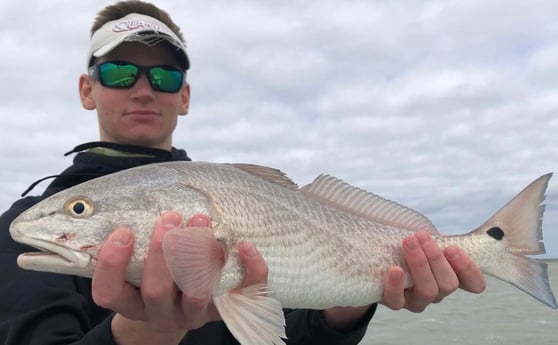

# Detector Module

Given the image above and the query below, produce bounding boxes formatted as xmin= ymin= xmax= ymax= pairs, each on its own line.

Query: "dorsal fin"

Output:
xmin=301 ymin=174 xmax=438 ymax=233
xmin=231 ymin=164 xmax=299 ymax=190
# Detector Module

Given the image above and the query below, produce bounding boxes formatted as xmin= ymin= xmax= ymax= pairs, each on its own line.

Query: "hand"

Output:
xmin=91 ymin=212 xmax=268 ymax=345
xmin=381 ymin=230 xmax=486 ymax=312
xmin=323 ymin=231 xmax=487 ymax=329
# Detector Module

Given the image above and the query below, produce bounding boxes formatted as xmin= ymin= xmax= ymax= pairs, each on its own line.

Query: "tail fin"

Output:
xmin=475 ymin=173 xmax=557 ymax=309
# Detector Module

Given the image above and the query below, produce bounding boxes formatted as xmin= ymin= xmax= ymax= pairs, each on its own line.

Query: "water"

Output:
xmin=361 ymin=260 xmax=558 ymax=345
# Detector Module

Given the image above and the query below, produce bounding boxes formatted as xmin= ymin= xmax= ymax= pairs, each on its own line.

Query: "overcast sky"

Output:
xmin=0 ymin=0 xmax=557 ymax=258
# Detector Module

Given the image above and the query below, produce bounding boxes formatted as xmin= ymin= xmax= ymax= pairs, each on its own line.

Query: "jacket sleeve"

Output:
xmin=0 ymin=198 xmax=117 ymax=345
xmin=283 ymin=305 xmax=377 ymax=345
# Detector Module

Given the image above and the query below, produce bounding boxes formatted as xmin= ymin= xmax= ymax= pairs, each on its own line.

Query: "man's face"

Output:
xmin=80 ymin=42 xmax=190 ymax=150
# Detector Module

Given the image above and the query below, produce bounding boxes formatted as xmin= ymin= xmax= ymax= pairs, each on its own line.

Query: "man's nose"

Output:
xmin=130 ymin=73 xmax=155 ymax=99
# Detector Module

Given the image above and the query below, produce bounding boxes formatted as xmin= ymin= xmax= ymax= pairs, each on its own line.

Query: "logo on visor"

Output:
xmin=113 ymin=19 xmax=164 ymax=33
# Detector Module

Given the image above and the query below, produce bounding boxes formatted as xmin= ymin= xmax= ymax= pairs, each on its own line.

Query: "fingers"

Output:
xmin=238 ymin=241 xmax=268 ymax=287
xmin=381 ymin=267 xmax=406 ymax=310
xmin=92 ymin=227 xmax=146 ymax=320
xmin=92 ymin=212 xmax=220 ymax=333
xmin=401 ymin=233 xmax=437 ymax=311
xmin=142 ymin=212 xmax=184 ymax=330
xmin=403 ymin=231 xmax=460 ymax=312
xmin=414 ymin=232 xmax=459 ymax=301
xmin=444 ymin=246 xmax=486 ymax=294
xmin=93 ymin=212 xmax=268 ymax=334
xmin=384 ymin=231 xmax=484 ymax=313
xmin=179 ymin=294 xmax=220 ymax=330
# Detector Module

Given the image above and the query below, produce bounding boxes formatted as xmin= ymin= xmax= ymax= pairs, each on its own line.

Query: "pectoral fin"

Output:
xmin=214 ymin=284 xmax=287 ymax=345
xmin=162 ymin=227 xmax=224 ymax=300
xmin=162 ymin=228 xmax=288 ymax=344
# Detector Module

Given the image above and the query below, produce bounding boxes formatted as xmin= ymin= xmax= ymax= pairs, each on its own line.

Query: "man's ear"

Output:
xmin=79 ymin=74 xmax=96 ymax=110
xmin=179 ymin=83 xmax=190 ymax=116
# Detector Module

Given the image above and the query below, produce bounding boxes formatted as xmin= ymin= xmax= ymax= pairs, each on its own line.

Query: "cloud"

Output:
xmin=1 ymin=0 xmax=557 ymax=257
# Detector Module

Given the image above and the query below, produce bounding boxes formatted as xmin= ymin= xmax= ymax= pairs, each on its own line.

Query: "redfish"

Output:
xmin=10 ymin=162 xmax=557 ymax=345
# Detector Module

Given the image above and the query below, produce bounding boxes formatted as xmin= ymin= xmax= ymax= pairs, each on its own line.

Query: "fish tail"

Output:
xmin=471 ymin=173 xmax=557 ymax=309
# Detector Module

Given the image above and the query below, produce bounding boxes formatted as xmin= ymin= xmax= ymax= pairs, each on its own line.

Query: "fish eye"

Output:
xmin=73 ymin=202 xmax=85 ymax=214
xmin=65 ymin=197 xmax=94 ymax=218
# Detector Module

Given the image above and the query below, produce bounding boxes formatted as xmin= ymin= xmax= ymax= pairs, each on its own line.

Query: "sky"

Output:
xmin=0 ymin=0 xmax=557 ymax=257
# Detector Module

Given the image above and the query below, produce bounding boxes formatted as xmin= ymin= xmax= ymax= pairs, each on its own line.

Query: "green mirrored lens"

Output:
xmin=149 ymin=67 xmax=183 ymax=92
xmin=95 ymin=62 xmax=184 ymax=92
xmin=99 ymin=63 xmax=138 ymax=87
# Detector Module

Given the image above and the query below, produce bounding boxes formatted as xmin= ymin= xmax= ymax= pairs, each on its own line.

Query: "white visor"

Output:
xmin=87 ymin=13 xmax=190 ymax=69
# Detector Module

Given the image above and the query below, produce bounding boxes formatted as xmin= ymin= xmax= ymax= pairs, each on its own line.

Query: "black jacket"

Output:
xmin=0 ymin=143 xmax=375 ymax=345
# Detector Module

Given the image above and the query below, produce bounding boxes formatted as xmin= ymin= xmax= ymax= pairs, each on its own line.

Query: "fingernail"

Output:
xmin=416 ymin=231 xmax=432 ymax=245
xmin=405 ymin=237 xmax=419 ymax=251
xmin=445 ymin=246 xmax=460 ymax=261
xmin=390 ymin=269 xmax=403 ymax=283
xmin=162 ymin=212 xmax=183 ymax=229
xmin=244 ymin=242 xmax=258 ymax=258
xmin=111 ymin=229 xmax=132 ymax=247
xmin=187 ymin=214 xmax=211 ymax=227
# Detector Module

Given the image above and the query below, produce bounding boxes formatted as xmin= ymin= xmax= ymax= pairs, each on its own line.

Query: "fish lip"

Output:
xmin=14 ymin=236 xmax=92 ymax=270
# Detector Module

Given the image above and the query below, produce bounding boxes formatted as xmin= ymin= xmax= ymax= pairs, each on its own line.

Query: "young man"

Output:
xmin=0 ymin=1 xmax=485 ymax=344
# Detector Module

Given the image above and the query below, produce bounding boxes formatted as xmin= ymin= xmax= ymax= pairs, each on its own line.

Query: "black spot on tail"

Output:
xmin=487 ymin=227 xmax=504 ymax=240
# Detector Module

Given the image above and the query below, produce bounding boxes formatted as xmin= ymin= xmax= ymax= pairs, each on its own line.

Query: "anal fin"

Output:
xmin=214 ymin=284 xmax=287 ymax=345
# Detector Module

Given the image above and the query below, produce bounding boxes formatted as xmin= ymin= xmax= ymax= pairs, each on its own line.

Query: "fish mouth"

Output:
xmin=15 ymin=236 xmax=94 ymax=275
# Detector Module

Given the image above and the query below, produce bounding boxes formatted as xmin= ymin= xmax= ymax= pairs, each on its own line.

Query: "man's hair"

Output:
xmin=91 ymin=0 xmax=185 ymax=43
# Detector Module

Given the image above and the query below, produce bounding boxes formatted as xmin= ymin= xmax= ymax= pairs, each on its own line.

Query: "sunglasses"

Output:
xmin=88 ymin=61 xmax=186 ymax=93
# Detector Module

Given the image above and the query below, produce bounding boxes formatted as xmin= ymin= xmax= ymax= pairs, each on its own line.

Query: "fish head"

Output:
xmin=9 ymin=163 xmax=203 ymax=280
xmin=9 ymin=189 xmax=112 ymax=278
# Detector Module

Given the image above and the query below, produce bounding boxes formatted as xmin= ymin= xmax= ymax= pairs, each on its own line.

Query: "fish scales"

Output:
xmin=166 ymin=163 xmax=383 ymax=306
xmin=165 ymin=163 xmax=405 ymax=305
